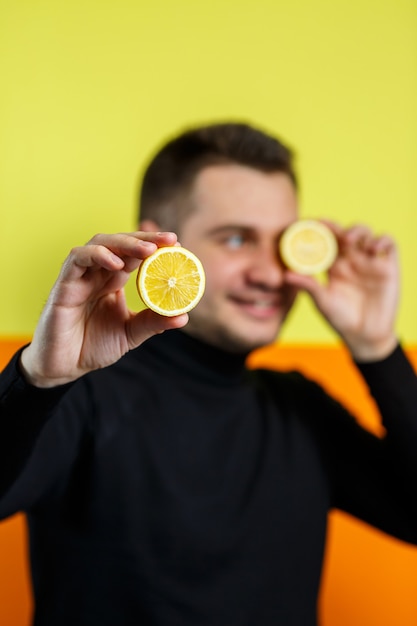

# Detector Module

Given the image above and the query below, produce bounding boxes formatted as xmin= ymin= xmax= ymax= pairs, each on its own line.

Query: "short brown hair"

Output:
xmin=139 ymin=122 xmax=297 ymax=231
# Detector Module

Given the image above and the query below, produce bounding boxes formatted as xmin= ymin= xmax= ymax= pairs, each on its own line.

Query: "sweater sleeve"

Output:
xmin=306 ymin=344 xmax=417 ymax=544
xmin=355 ymin=344 xmax=417 ymax=463
xmin=0 ymin=349 xmax=83 ymax=517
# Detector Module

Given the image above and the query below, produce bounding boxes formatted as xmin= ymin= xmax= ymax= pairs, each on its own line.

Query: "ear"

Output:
xmin=139 ymin=219 xmax=162 ymax=233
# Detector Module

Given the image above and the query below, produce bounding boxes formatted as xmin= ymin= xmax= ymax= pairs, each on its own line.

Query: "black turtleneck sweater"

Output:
xmin=1 ymin=330 xmax=417 ymax=626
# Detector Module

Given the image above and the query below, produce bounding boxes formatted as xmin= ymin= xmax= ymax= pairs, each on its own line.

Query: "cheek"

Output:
xmin=202 ymin=257 xmax=242 ymax=294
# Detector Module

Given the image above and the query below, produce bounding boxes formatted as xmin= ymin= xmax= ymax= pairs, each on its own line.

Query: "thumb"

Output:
xmin=126 ymin=308 xmax=189 ymax=349
xmin=284 ymin=271 xmax=326 ymax=306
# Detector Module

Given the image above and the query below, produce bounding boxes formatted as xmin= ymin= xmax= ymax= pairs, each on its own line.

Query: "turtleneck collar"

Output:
xmin=134 ymin=329 xmax=249 ymax=386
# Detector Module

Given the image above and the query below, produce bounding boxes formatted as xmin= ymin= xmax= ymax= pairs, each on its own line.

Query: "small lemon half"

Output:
xmin=137 ymin=246 xmax=206 ymax=316
xmin=279 ymin=220 xmax=338 ymax=275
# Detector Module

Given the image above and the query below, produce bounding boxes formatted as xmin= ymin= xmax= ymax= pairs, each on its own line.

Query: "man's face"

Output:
xmin=177 ymin=163 xmax=299 ymax=353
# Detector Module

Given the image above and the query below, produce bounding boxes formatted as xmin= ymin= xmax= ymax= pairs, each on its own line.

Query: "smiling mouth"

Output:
xmin=230 ymin=296 xmax=282 ymax=318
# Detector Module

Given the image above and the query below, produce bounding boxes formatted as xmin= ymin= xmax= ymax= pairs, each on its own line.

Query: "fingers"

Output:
xmin=324 ymin=222 xmax=395 ymax=257
xmin=341 ymin=225 xmax=395 ymax=257
xmin=326 ymin=219 xmax=396 ymax=272
xmin=86 ymin=231 xmax=178 ymax=268
xmin=284 ymin=271 xmax=322 ymax=300
xmin=61 ymin=231 xmax=178 ymax=280
xmin=87 ymin=230 xmax=177 ymax=255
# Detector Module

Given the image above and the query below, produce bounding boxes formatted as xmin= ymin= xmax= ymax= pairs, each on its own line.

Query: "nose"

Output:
xmin=246 ymin=246 xmax=285 ymax=289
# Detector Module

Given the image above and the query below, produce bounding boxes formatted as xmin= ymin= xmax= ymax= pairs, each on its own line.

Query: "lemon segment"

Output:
xmin=136 ymin=246 xmax=206 ymax=316
xmin=279 ymin=220 xmax=338 ymax=275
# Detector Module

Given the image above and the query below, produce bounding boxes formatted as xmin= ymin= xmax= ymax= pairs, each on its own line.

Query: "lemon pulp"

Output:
xmin=279 ymin=220 xmax=338 ymax=275
xmin=137 ymin=247 xmax=206 ymax=316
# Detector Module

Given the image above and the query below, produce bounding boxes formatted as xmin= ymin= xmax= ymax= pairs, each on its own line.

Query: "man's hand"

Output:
xmin=20 ymin=231 xmax=189 ymax=387
xmin=284 ymin=223 xmax=400 ymax=361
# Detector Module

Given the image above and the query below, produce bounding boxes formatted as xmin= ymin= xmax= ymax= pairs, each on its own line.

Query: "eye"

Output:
xmin=225 ymin=233 xmax=246 ymax=249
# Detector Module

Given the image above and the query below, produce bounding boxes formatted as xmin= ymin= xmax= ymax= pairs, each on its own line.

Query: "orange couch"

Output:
xmin=1 ymin=337 xmax=417 ymax=625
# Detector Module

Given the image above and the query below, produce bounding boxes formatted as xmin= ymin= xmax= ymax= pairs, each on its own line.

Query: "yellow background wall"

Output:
xmin=1 ymin=1 xmax=417 ymax=624
xmin=1 ymin=0 xmax=416 ymax=343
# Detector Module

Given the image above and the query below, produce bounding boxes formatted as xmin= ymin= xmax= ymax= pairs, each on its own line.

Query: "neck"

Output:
xmin=139 ymin=329 xmax=249 ymax=386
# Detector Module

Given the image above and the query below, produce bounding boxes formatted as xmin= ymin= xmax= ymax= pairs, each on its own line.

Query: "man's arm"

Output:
xmin=284 ymin=223 xmax=417 ymax=539
xmin=0 ymin=230 xmax=188 ymax=510
xmin=333 ymin=345 xmax=417 ymax=542
xmin=0 ymin=348 xmax=74 ymax=507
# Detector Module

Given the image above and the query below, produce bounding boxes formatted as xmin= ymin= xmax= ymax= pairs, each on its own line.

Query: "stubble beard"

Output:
xmin=183 ymin=314 xmax=282 ymax=355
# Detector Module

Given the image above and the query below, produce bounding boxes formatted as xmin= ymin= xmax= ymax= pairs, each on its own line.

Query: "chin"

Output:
xmin=185 ymin=311 xmax=282 ymax=353
xmin=241 ymin=321 xmax=282 ymax=348
xmin=218 ymin=326 xmax=280 ymax=354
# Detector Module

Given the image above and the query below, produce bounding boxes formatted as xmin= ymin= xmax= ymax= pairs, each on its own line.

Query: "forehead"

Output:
xmin=186 ymin=163 xmax=298 ymax=231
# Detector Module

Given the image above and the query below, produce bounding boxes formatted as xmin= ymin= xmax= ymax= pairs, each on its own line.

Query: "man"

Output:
xmin=1 ymin=122 xmax=416 ymax=625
